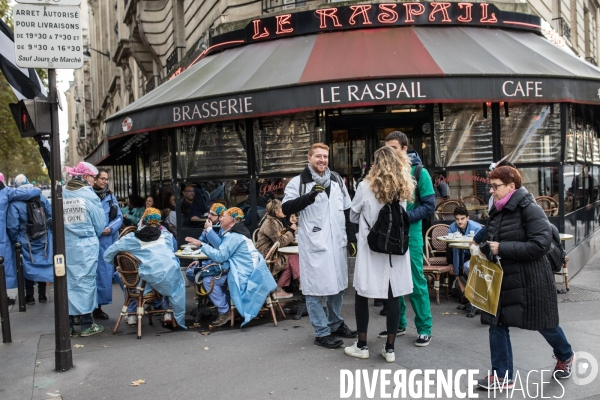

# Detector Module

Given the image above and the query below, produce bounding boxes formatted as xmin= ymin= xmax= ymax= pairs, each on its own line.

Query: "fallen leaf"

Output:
xmin=208 ymin=325 xmax=214 ymax=329
xmin=270 ymin=391 xmax=275 ymax=395
xmin=452 ymin=312 xmax=458 ymax=315
xmin=201 ymin=332 xmax=211 ymax=336
xmin=192 ymin=323 xmax=201 ymax=328
xmin=73 ymin=344 xmax=84 ymax=348
xmin=46 ymin=393 xmax=61 ymax=398
xmin=130 ymin=379 xmax=145 ymax=386
xmin=103 ymin=345 xmax=110 ymax=348
xmin=203 ymin=347 xmax=209 ymax=350
xmin=441 ymin=312 xmax=450 ymax=315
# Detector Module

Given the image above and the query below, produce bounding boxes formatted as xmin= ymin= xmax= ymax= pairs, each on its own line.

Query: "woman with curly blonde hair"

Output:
xmin=344 ymin=146 xmax=415 ymax=363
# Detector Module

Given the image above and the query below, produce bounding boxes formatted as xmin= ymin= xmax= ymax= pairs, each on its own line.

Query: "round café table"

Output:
xmin=437 ymin=235 xmax=474 ymax=243
xmin=278 ymin=246 xmax=299 ymax=255
xmin=175 ymin=251 xmax=209 ymax=260
xmin=449 ymin=242 xmax=470 ymax=250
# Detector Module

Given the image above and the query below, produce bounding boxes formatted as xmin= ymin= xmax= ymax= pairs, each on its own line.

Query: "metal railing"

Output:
xmin=145 ymin=77 xmax=155 ymax=93
xmin=262 ymin=0 xmax=312 ymax=13
xmin=552 ymin=17 xmax=572 ymax=43
xmin=586 ymin=57 xmax=598 ymax=66
xmin=166 ymin=49 xmax=178 ymax=75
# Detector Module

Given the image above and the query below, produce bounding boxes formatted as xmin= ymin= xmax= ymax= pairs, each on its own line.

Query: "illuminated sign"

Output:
xmin=210 ymin=2 xmax=540 ymax=51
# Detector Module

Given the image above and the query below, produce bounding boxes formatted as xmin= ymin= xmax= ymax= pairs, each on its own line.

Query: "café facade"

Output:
xmin=90 ymin=2 xmax=600 ymax=275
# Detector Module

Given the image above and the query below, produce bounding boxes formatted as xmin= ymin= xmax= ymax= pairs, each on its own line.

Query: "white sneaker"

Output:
xmin=126 ymin=315 xmax=137 ymax=325
xmin=381 ymin=347 xmax=396 ymax=363
xmin=344 ymin=342 xmax=369 ymax=359
xmin=163 ymin=312 xmax=173 ymax=323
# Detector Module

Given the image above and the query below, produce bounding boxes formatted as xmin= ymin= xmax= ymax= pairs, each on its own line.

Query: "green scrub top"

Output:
xmin=406 ymin=165 xmax=435 ymax=240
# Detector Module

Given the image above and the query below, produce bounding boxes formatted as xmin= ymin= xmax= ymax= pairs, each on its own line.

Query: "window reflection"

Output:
xmin=434 ymin=103 xmax=492 ymax=167
xmin=500 ymin=103 xmax=560 ymax=163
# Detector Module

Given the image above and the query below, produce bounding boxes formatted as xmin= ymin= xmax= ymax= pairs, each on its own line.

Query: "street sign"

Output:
xmin=15 ymin=1 xmax=82 ymax=5
xmin=13 ymin=4 xmax=83 ymax=69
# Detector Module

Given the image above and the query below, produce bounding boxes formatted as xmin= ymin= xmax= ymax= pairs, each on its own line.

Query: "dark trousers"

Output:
xmin=355 ymin=284 xmax=400 ymax=338
xmin=69 ymin=314 xmax=93 ymax=331
xmin=25 ymin=279 xmax=46 ymax=298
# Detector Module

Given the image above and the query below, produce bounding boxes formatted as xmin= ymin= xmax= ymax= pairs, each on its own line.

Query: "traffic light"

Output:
xmin=9 ymin=98 xmax=51 ymax=138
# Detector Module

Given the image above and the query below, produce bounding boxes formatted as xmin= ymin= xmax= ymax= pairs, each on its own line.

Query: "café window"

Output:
xmin=500 ymin=103 xmax=561 ymax=163
xmin=518 ymin=167 xmax=559 ymax=206
xmin=177 ymin=121 xmax=249 ymax=179
xmin=565 ymin=164 xmax=599 ymax=212
xmin=434 ymin=170 xmax=489 ymax=220
xmin=434 ymin=103 xmax=493 ymax=167
xmin=254 ymin=112 xmax=324 ymax=176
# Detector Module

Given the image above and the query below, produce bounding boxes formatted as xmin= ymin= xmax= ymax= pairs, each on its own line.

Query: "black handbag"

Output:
xmin=547 ymin=224 xmax=566 ymax=273
xmin=108 ymin=196 xmax=119 ymax=222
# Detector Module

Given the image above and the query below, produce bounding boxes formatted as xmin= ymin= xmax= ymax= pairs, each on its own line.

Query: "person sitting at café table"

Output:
xmin=447 ymin=206 xmax=482 ymax=277
xmin=181 ymin=185 xmax=209 ymax=228
xmin=104 ymin=208 xmax=187 ymax=329
xmin=188 ymin=207 xmax=276 ymax=327
xmin=121 ymin=194 xmax=145 ymax=227
xmin=256 ymin=199 xmax=297 ymax=299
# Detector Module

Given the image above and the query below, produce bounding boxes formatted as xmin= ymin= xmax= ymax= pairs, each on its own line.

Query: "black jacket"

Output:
xmin=479 ymin=187 xmax=559 ymax=331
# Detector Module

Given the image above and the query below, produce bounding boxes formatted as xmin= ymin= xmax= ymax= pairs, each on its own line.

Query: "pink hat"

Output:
xmin=65 ymin=161 xmax=99 ymax=177
xmin=0 ymin=173 xmax=4 ymax=184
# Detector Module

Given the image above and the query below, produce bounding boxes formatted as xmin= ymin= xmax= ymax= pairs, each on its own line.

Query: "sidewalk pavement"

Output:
xmin=2 ymin=254 xmax=600 ymax=400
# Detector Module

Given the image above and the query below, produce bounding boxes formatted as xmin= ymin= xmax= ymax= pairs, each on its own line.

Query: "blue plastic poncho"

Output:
xmin=103 ymin=229 xmax=187 ymax=329
xmin=63 ymin=184 xmax=105 ymax=315
xmin=7 ymin=187 xmax=54 ymax=283
xmin=200 ymin=224 xmax=276 ymax=327
xmin=0 ymin=185 xmax=41 ymax=288
xmin=96 ymin=192 xmax=123 ymax=306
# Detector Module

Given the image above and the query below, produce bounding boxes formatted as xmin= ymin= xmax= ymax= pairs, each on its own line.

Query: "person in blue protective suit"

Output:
xmin=184 ymin=203 xmax=228 ymax=324
xmin=92 ymin=168 xmax=123 ymax=320
xmin=104 ymin=207 xmax=187 ymax=329
xmin=7 ymin=174 xmax=54 ymax=305
xmin=63 ymin=162 xmax=106 ymax=337
xmin=192 ymin=207 xmax=277 ymax=327
xmin=1 ymin=174 xmax=42 ymax=305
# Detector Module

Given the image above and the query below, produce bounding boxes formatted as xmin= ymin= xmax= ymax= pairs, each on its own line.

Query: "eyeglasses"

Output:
xmin=97 ymin=177 xmax=108 ymax=182
xmin=184 ymin=190 xmax=194 ymax=193
xmin=489 ymin=183 xmax=507 ymax=191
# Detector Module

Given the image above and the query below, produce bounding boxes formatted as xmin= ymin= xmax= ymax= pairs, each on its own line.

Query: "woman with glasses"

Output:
xmin=92 ymin=168 xmax=123 ymax=320
xmin=476 ymin=166 xmax=574 ymax=390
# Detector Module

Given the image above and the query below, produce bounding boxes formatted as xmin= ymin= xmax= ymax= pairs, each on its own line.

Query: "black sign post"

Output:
xmin=48 ymin=69 xmax=73 ymax=372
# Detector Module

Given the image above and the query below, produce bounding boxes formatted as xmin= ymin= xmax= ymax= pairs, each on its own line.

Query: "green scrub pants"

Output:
xmin=398 ymin=234 xmax=432 ymax=336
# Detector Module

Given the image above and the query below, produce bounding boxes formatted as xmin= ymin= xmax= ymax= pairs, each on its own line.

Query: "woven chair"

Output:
xmin=462 ymin=195 xmax=488 ymax=218
xmin=229 ymin=241 xmax=286 ymax=327
xmin=112 ymin=252 xmax=175 ymax=339
xmin=435 ymin=197 xmax=448 ymax=208
xmin=435 ymin=200 xmax=465 ymax=220
xmin=119 ymin=225 xmax=137 ymax=239
xmin=535 ymin=196 xmax=559 ymax=217
xmin=423 ymin=224 xmax=453 ymax=304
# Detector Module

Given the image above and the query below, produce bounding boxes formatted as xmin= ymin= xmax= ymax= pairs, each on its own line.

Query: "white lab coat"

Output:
xmin=283 ymin=175 xmax=351 ymax=296
xmin=350 ymin=181 xmax=413 ymax=299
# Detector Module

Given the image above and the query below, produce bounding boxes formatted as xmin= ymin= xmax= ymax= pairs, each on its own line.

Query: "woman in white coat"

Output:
xmin=345 ymin=146 xmax=415 ymax=362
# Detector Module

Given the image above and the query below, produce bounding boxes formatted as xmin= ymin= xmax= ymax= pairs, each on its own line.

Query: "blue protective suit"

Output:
xmin=63 ymin=184 xmax=105 ymax=315
xmin=96 ymin=192 xmax=123 ymax=306
xmin=0 ymin=185 xmax=41 ymax=288
xmin=6 ymin=185 xmax=54 ymax=283
xmin=103 ymin=229 xmax=187 ymax=329
xmin=200 ymin=223 xmax=276 ymax=327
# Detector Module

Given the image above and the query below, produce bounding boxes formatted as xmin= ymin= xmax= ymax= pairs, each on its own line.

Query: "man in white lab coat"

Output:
xmin=283 ymin=143 xmax=357 ymax=349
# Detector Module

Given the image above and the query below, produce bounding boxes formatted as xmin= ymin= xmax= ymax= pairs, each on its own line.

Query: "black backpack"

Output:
xmin=547 ymin=223 xmax=567 ymax=273
xmin=26 ymin=195 xmax=48 ymax=240
xmin=363 ymin=199 xmax=410 ymax=267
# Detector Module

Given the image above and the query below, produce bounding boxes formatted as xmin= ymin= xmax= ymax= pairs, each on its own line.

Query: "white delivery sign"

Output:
xmin=13 ymin=4 xmax=83 ymax=69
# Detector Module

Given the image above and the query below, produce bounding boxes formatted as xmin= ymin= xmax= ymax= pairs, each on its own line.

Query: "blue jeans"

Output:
xmin=203 ymin=275 xmax=229 ymax=314
xmin=69 ymin=313 xmax=93 ymax=330
xmin=489 ymin=325 xmax=573 ymax=380
xmin=305 ymin=290 xmax=345 ymax=338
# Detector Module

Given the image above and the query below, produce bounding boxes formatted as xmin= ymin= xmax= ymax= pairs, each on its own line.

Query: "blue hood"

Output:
xmin=407 ymin=150 xmax=423 ymax=166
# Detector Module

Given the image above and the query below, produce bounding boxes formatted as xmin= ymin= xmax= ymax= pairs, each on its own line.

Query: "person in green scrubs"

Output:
xmin=381 ymin=131 xmax=436 ymax=347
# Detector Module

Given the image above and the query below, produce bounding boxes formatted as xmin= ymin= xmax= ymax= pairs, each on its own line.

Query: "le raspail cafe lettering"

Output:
xmin=319 ymin=82 xmax=427 ymax=104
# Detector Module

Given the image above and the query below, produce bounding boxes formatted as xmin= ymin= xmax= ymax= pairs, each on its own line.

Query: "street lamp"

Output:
xmin=83 ymin=48 xmax=110 ymax=60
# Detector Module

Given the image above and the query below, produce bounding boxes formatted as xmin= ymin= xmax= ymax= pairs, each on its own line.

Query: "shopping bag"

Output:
xmin=464 ymin=255 xmax=503 ymax=316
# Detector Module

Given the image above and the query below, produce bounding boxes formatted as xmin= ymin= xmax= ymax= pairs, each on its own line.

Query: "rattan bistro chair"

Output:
xmin=535 ymin=196 xmax=559 ymax=217
xmin=112 ymin=252 xmax=176 ymax=339
xmin=423 ymin=224 xmax=453 ymax=305
xmin=229 ymin=241 xmax=286 ymax=327
xmin=435 ymin=200 xmax=465 ymax=220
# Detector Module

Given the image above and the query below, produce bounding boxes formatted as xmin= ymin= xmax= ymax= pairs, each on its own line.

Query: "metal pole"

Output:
xmin=14 ymin=243 xmax=25 ymax=312
xmin=48 ymin=69 xmax=73 ymax=372
xmin=0 ymin=256 xmax=12 ymax=343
